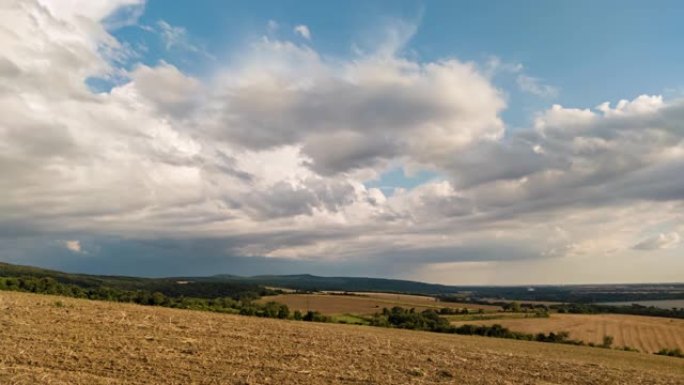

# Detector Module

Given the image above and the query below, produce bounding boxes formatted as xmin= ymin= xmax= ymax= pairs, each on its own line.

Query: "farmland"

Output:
xmin=449 ymin=313 xmax=684 ymax=354
xmin=257 ymin=292 xmax=499 ymax=315
xmin=260 ymin=292 xmax=684 ymax=354
xmin=1 ymin=291 xmax=683 ymax=385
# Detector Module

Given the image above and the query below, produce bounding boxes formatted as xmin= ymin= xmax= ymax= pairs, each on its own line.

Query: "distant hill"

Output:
xmin=208 ymin=274 xmax=684 ymax=303
xmin=209 ymin=274 xmax=458 ymax=295
xmin=0 ymin=262 xmax=267 ymax=299
xmin=1 ymin=261 xmax=682 ymax=303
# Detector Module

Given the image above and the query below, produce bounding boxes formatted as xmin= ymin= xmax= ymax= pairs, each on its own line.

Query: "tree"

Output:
xmin=602 ymin=335 xmax=614 ymax=348
xmin=293 ymin=310 xmax=303 ymax=320
xmin=151 ymin=292 xmax=166 ymax=306
xmin=303 ymin=311 xmax=330 ymax=322
xmin=277 ymin=304 xmax=290 ymax=319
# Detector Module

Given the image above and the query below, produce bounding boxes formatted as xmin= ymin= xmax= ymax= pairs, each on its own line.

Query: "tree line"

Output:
xmin=438 ymin=295 xmax=684 ymax=319
xmin=0 ymin=276 xmax=342 ymax=325
xmin=368 ymin=306 xmax=584 ymax=345
xmin=552 ymin=303 xmax=684 ymax=319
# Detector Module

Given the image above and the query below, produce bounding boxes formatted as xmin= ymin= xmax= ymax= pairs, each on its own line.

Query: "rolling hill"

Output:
xmin=1 ymin=261 xmax=683 ymax=304
xmin=0 ymin=291 xmax=682 ymax=385
xmin=0 ymin=262 xmax=268 ymax=299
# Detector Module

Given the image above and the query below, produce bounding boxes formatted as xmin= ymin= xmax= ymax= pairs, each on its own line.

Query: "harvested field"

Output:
xmin=258 ymin=293 xmax=499 ymax=315
xmin=481 ymin=298 xmax=562 ymax=306
xmin=450 ymin=313 xmax=684 ymax=353
xmin=353 ymin=292 xmax=441 ymax=302
xmin=1 ymin=291 xmax=682 ymax=385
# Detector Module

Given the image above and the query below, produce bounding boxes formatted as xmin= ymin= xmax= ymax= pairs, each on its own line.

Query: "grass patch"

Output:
xmin=445 ymin=312 xmax=537 ymax=322
xmin=333 ymin=313 xmax=370 ymax=325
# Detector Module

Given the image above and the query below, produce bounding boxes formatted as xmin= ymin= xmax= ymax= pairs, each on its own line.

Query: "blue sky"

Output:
xmin=105 ymin=0 xmax=684 ymax=192
xmin=112 ymin=0 xmax=684 ymax=123
xmin=2 ymin=0 xmax=684 ymax=284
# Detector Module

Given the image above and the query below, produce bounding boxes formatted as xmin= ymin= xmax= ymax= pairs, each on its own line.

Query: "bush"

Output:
xmin=602 ymin=335 xmax=614 ymax=349
xmin=655 ymin=348 xmax=684 ymax=358
xmin=378 ymin=307 xmax=452 ymax=332
xmin=302 ymin=311 xmax=331 ymax=323
xmin=277 ymin=304 xmax=290 ymax=319
xmin=619 ymin=346 xmax=639 ymax=353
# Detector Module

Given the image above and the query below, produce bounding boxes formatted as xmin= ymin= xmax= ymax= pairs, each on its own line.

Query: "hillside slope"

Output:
xmin=215 ymin=274 xmax=684 ymax=302
xmin=0 ymin=291 xmax=682 ymax=384
xmin=2 ymin=261 xmax=682 ymax=304
xmin=0 ymin=261 xmax=268 ymax=299
xmin=215 ymin=273 xmax=458 ymax=295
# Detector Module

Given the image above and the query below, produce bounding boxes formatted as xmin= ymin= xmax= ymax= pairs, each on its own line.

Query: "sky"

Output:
xmin=1 ymin=0 xmax=684 ymax=285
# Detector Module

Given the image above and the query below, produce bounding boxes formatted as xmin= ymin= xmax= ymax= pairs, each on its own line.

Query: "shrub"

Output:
xmin=655 ymin=348 xmax=684 ymax=358
xmin=302 ymin=311 xmax=331 ymax=323
xmin=619 ymin=346 xmax=639 ymax=353
xmin=277 ymin=304 xmax=290 ymax=319
xmin=602 ymin=335 xmax=614 ymax=349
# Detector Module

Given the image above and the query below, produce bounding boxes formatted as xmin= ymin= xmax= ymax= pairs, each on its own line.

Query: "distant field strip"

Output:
xmin=450 ymin=313 xmax=684 ymax=353
xmin=258 ymin=293 xmax=500 ymax=315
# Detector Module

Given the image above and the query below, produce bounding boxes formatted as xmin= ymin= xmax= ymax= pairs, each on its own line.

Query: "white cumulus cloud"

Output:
xmin=293 ymin=24 xmax=311 ymax=40
xmin=63 ymin=240 xmax=82 ymax=253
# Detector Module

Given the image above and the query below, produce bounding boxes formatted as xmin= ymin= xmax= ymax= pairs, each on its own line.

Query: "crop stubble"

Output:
xmin=0 ymin=292 xmax=682 ymax=385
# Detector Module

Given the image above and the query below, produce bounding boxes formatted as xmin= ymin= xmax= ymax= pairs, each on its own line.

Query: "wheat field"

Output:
xmin=450 ymin=313 xmax=684 ymax=353
xmin=0 ymin=291 xmax=682 ymax=385
xmin=257 ymin=293 xmax=499 ymax=315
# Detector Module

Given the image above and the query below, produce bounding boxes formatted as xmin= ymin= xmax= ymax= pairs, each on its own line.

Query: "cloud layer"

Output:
xmin=0 ymin=0 xmax=683 ymax=283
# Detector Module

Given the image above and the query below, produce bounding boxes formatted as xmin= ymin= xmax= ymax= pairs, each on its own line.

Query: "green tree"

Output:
xmin=602 ymin=335 xmax=614 ymax=348
xmin=151 ymin=292 xmax=166 ymax=306
xmin=277 ymin=304 xmax=290 ymax=319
